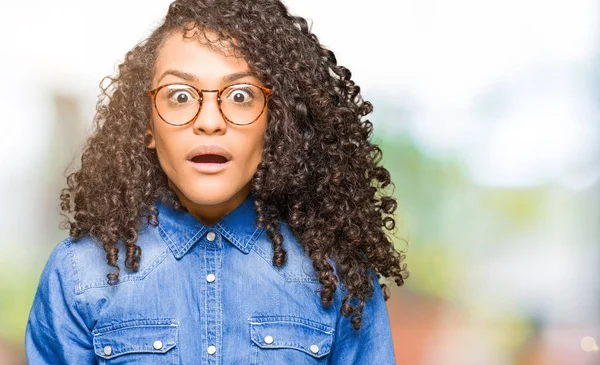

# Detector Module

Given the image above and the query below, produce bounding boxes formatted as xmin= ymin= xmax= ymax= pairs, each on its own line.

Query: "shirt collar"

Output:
xmin=155 ymin=193 xmax=264 ymax=259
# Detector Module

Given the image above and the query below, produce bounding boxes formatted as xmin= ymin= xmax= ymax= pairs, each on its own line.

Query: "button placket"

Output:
xmin=204 ymin=230 xmax=222 ymax=364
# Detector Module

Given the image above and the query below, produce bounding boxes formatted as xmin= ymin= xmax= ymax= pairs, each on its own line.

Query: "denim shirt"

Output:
xmin=25 ymin=193 xmax=396 ymax=364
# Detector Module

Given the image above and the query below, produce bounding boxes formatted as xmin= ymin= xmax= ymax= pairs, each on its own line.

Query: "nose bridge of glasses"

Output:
xmin=199 ymin=89 xmax=220 ymax=99
xmin=197 ymin=88 xmax=222 ymax=113
xmin=194 ymin=89 xmax=226 ymax=127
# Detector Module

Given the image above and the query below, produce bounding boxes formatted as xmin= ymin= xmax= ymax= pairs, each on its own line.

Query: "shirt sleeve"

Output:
xmin=25 ymin=239 xmax=96 ymax=364
xmin=329 ymin=271 xmax=397 ymax=364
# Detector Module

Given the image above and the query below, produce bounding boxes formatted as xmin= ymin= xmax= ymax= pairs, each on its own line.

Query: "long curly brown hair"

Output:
xmin=60 ymin=0 xmax=409 ymax=331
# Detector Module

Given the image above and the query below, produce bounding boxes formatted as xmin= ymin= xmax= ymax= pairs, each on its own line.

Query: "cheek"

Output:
xmin=232 ymin=127 xmax=265 ymax=177
xmin=248 ymin=125 xmax=266 ymax=163
xmin=253 ymin=133 xmax=265 ymax=158
xmin=237 ymin=136 xmax=263 ymax=170
xmin=152 ymin=128 xmax=180 ymax=174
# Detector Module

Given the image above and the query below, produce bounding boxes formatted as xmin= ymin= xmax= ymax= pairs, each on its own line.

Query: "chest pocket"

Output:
xmin=92 ymin=319 xmax=179 ymax=365
xmin=249 ymin=315 xmax=334 ymax=364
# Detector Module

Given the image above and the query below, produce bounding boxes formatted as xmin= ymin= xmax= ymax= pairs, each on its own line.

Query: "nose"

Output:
xmin=192 ymin=91 xmax=226 ymax=135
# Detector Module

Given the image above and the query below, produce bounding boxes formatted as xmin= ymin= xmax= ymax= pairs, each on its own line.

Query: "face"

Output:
xmin=146 ymin=30 xmax=268 ymax=222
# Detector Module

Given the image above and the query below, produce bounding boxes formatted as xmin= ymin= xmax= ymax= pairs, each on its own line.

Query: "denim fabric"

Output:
xmin=25 ymin=193 xmax=396 ymax=364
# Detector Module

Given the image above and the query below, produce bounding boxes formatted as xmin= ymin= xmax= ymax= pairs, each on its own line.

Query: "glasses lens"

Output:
xmin=155 ymin=85 xmax=200 ymax=125
xmin=220 ymin=84 xmax=266 ymax=125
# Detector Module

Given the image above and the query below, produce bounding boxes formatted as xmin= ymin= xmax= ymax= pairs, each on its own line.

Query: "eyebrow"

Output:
xmin=156 ymin=69 xmax=256 ymax=85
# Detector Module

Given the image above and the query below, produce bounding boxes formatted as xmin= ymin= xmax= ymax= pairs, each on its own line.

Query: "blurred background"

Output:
xmin=0 ymin=0 xmax=598 ymax=364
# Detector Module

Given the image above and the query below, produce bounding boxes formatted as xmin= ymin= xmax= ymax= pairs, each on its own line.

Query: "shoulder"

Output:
xmin=38 ymin=237 xmax=76 ymax=285
xmin=52 ymin=224 xmax=171 ymax=294
xmin=31 ymin=237 xmax=81 ymax=308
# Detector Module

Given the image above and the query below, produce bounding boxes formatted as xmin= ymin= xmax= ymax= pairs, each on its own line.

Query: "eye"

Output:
xmin=167 ymin=89 xmax=195 ymax=104
xmin=225 ymin=86 xmax=255 ymax=104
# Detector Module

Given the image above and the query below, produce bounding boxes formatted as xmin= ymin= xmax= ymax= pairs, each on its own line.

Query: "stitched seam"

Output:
xmin=64 ymin=238 xmax=84 ymax=296
xmin=92 ymin=319 xmax=179 ymax=334
xmin=218 ymin=240 xmax=223 ymax=365
xmin=93 ymin=346 xmax=177 ymax=358
xmin=217 ymin=223 xmax=246 ymax=252
xmin=251 ymin=243 xmax=320 ymax=284
xmin=245 ymin=226 xmax=264 ymax=251
xmin=248 ymin=315 xmax=334 ymax=333
xmin=158 ymin=224 xmax=181 ymax=256
xmin=183 ymin=228 xmax=205 ymax=254
xmin=203 ymin=243 xmax=209 ymax=364
xmin=250 ymin=322 xmax=334 ymax=335
xmin=248 ymin=322 xmax=333 ymax=358
xmin=79 ymin=246 xmax=170 ymax=292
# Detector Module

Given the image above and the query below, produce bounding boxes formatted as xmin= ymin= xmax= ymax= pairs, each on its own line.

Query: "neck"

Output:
xmin=169 ymin=182 xmax=251 ymax=227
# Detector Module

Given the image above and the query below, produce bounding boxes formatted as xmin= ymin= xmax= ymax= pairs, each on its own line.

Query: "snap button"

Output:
xmin=310 ymin=344 xmax=319 ymax=354
xmin=207 ymin=345 xmax=217 ymax=355
xmin=264 ymin=335 xmax=274 ymax=344
xmin=103 ymin=345 xmax=112 ymax=356
xmin=206 ymin=273 xmax=216 ymax=282
xmin=153 ymin=340 xmax=163 ymax=350
xmin=206 ymin=232 xmax=216 ymax=241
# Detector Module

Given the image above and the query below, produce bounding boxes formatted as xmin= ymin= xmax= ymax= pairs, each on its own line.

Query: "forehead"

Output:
xmin=153 ymin=30 xmax=249 ymax=86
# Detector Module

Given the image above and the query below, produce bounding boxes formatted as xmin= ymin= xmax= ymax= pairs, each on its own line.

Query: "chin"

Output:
xmin=169 ymin=171 xmax=252 ymax=207
xmin=181 ymin=190 xmax=235 ymax=206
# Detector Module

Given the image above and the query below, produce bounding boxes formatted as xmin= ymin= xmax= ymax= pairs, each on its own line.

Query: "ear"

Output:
xmin=145 ymin=129 xmax=155 ymax=149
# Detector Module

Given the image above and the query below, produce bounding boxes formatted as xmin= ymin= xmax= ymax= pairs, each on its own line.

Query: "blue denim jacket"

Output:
xmin=25 ymin=193 xmax=396 ymax=364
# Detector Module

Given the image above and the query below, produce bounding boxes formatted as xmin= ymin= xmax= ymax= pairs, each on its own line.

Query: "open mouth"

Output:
xmin=191 ymin=154 xmax=229 ymax=164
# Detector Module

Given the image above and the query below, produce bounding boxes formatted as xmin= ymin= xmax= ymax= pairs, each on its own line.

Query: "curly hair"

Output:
xmin=60 ymin=0 xmax=409 ymax=331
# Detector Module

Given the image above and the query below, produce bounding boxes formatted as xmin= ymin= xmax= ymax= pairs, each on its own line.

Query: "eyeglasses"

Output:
xmin=147 ymin=82 xmax=273 ymax=126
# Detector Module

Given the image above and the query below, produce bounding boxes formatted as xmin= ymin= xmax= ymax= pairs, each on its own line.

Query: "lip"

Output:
xmin=185 ymin=145 xmax=233 ymax=161
xmin=187 ymin=159 xmax=231 ymax=174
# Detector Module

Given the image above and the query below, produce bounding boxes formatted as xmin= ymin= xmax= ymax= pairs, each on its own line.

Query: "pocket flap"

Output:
xmin=249 ymin=316 xmax=334 ymax=358
xmin=92 ymin=319 xmax=178 ymax=360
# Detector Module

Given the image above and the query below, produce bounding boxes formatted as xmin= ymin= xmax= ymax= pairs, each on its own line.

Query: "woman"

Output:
xmin=25 ymin=0 xmax=409 ymax=363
